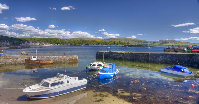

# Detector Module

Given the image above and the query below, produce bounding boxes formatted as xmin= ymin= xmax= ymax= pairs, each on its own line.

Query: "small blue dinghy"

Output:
xmin=99 ymin=63 xmax=119 ymax=79
xmin=0 ymin=53 xmax=5 ymax=56
xmin=161 ymin=65 xmax=196 ymax=76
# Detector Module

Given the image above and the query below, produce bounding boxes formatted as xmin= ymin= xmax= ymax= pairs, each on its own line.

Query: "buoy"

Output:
xmin=191 ymin=84 xmax=195 ymax=87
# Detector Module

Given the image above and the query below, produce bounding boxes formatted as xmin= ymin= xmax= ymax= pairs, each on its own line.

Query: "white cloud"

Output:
xmin=175 ymin=37 xmax=199 ymax=41
xmin=188 ymin=27 xmax=199 ymax=34
xmin=127 ymin=35 xmax=136 ymax=39
xmin=61 ymin=6 xmax=75 ymax=11
xmin=0 ymin=24 xmax=9 ymax=30
xmin=70 ymin=31 xmax=96 ymax=38
xmin=0 ymin=24 xmax=19 ymax=37
xmin=15 ymin=17 xmax=37 ymax=22
xmin=48 ymin=25 xmax=56 ymax=28
xmin=172 ymin=23 xmax=195 ymax=27
xmin=49 ymin=7 xmax=56 ymax=10
xmin=0 ymin=24 xmax=100 ymax=39
xmin=131 ymin=35 xmax=136 ymax=39
xmin=137 ymin=33 xmax=143 ymax=36
xmin=101 ymin=32 xmax=120 ymax=38
xmin=182 ymin=27 xmax=199 ymax=34
xmin=0 ymin=3 xmax=9 ymax=14
xmin=98 ymin=29 xmax=105 ymax=32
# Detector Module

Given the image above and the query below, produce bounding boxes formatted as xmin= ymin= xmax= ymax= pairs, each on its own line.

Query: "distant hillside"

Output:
xmin=108 ymin=38 xmax=191 ymax=46
xmin=21 ymin=38 xmax=129 ymax=46
xmin=0 ymin=35 xmax=27 ymax=46
xmin=0 ymin=35 xmax=196 ymax=47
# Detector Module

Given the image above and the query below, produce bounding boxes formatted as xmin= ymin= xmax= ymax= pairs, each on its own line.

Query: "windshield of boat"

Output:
xmin=51 ymin=81 xmax=64 ymax=87
xmin=91 ymin=64 xmax=96 ymax=66
xmin=183 ymin=68 xmax=190 ymax=72
xmin=97 ymin=64 xmax=103 ymax=66
xmin=41 ymin=82 xmax=50 ymax=87
xmin=104 ymin=64 xmax=112 ymax=68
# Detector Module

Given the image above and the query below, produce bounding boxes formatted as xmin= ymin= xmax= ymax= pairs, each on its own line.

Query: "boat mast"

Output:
xmin=36 ymin=49 xmax=37 ymax=56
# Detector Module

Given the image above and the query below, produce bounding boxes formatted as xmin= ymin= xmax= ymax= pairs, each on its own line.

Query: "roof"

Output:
xmin=91 ymin=61 xmax=103 ymax=65
xmin=104 ymin=63 xmax=115 ymax=65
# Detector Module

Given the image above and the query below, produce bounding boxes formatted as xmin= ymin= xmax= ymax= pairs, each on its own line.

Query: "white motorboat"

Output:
xmin=23 ymin=73 xmax=87 ymax=99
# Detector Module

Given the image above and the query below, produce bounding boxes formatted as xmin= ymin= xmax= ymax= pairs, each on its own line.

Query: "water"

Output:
xmin=0 ymin=46 xmax=199 ymax=104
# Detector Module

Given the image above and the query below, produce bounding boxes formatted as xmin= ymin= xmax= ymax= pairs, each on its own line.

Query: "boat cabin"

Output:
xmin=40 ymin=73 xmax=79 ymax=88
xmin=31 ymin=56 xmax=37 ymax=60
xmin=89 ymin=62 xmax=103 ymax=67
xmin=100 ymin=63 xmax=115 ymax=73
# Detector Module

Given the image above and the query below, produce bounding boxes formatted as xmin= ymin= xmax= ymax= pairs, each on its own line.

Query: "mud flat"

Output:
xmin=0 ymin=89 xmax=131 ymax=104
xmin=0 ymin=55 xmax=78 ymax=65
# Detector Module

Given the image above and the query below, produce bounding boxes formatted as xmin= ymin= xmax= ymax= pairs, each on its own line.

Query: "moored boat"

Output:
xmin=23 ymin=73 xmax=87 ymax=99
xmin=0 ymin=50 xmax=5 ymax=56
xmin=25 ymin=56 xmax=53 ymax=64
xmin=161 ymin=65 xmax=196 ymax=76
xmin=0 ymin=53 xmax=5 ymax=56
xmin=86 ymin=61 xmax=104 ymax=71
xmin=99 ymin=63 xmax=119 ymax=79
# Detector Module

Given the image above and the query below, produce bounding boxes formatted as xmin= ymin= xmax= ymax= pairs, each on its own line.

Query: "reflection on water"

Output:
xmin=0 ymin=46 xmax=198 ymax=104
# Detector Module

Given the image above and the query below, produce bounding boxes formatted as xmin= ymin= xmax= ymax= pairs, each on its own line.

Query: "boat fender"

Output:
xmin=192 ymin=84 xmax=195 ymax=87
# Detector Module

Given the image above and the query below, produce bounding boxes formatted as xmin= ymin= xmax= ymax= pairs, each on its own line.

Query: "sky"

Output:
xmin=1 ymin=0 xmax=199 ymax=42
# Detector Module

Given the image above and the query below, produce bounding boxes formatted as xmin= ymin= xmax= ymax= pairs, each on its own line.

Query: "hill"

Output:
xmin=0 ymin=35 xmax=27 ymax=47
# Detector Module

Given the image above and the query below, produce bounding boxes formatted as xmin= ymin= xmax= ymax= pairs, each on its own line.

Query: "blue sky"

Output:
xmin=0 ymin=0 xmax=199 ymax=42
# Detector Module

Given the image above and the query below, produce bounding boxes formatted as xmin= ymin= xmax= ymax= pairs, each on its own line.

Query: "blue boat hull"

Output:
xmin=100 ymin=74 xmax=114 ymax=79
xmin=28 ymin=84 xmax=86 ymax=99
xmin=0 ymin=53 xmax=5 ymax=56
xmin=99 ymin=70 xmax=119 ymax=79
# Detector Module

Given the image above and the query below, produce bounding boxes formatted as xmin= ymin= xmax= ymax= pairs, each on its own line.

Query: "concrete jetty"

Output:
xmin=0 ymin=55 xmax=78 ymax=65
xmin=96 ymin=51 xmax=199 ymax=68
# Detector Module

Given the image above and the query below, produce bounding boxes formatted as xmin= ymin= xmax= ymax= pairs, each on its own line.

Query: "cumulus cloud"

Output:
xmin=137 ymin=33 xmax=143 ymax=36
xmin=175 ymin=37 xmax=199 ymax=41
xmin=15 ymin=17 xmax=37 ymax=22
xmin=101 ymin=32 xmax=119 ymax=38
xmin=0 ymin=24 xmax=9 ymax=30
xmin=127 ymin=35 xmax=136 ymax=39
xmin=70 ymin=31 xmax=95 ymax=38
xmin=0 ymin=3 xmax=9 ymax=14
xmin=61 ymin=6 xmax=75 ymax=11
xmin=98 ymin=29 xmax=105 ymax=32
xmin=0 ymin=24 xmax=19 ymax=37
xmin=186 ymin=27 xmax=199 ymax=34
xmin=48 ymin=25 xmax=56 ymax=29
xmin=172 ymin=23 xmax=195 ymax=27
xmin=0 ymin=24 xmax=101 ymax=39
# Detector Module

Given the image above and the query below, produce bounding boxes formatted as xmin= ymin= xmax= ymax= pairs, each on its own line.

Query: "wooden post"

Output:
xmin=103 ymin=52 xmax=104 ymax=62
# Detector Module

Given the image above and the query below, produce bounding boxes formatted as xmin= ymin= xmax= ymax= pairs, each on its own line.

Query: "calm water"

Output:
xmin=0 ymin=46 xmax=199 ymax=104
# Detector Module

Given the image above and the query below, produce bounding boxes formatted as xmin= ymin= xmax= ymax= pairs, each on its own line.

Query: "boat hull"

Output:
xmin=25 ymin=59 xmax=53 ymax=64
xmin=99 ymin=69 xmax=119 ymax=79
xmin=26 ymin=84 xmax=86 ymax=99
xmin=161 ymin=68 xmax=195 ymax=76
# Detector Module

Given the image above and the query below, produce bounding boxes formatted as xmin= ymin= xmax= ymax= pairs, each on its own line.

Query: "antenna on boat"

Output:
xmin=36 ymin=49 xmax=38 ymax=57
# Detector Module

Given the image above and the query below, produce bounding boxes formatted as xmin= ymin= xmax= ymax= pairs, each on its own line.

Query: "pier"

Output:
xmin=0 ymin=55 xmax=78 ymax=65
xmin=96 ymin=51 xmax=199 ymax=68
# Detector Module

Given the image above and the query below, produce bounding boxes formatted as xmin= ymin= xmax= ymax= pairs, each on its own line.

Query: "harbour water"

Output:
xmin=0 ymin=46 xmax=199 ymax=104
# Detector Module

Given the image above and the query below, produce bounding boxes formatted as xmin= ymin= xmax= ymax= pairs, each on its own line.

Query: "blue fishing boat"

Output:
xmin=0 ymin=53 xmax=5 ymax=56
xmin=99 ymin=63 xmax=119 ymax=79
xmin=161 ymin=65 xmax=196 ymax=76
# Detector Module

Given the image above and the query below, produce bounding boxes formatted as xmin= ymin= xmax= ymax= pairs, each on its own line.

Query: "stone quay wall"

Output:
xmin=96 ymin=51 xmax=199 ymax=68
xmin=0 ymin=55 xmax=78 ymax=65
